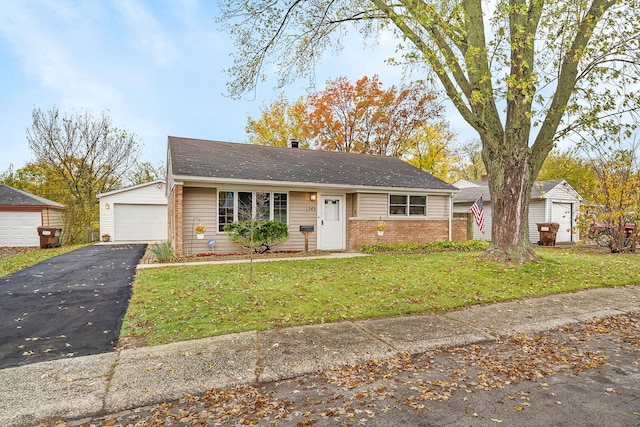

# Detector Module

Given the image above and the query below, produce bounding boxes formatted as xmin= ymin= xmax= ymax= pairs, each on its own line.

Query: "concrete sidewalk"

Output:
xmin=1 ymin=285 xmax=639 ymax=427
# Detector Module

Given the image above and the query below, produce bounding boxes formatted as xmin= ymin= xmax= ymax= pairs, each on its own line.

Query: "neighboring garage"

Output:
xmin=453 ymin=179 xmax=582 ymax=243
xmin=0 ymin=184 xmax=64 ymax=247
xmin=98 ymin=180 xmax=168 ymax=242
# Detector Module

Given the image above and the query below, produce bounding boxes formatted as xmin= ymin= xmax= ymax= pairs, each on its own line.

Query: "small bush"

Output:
xmin=149 ymin=241 xmax=176 ymax=263
xmin=224 ymin=220 xmax=289 ymax=253
xmin=360 ymin=240 xmax=490 ymax=254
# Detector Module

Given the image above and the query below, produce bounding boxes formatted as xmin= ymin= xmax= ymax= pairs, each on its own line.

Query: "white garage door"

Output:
xmin=552 ymin=202 xmax=573 ymax=242
xmin=0 ymin=211 xmax=40 ymax=247
xmin=114 ymin=204 xmax=167 ymax=241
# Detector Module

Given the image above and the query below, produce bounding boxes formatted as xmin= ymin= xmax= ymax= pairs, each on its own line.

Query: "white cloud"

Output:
xmin=112 ymin=0 xmax=178 ymax=66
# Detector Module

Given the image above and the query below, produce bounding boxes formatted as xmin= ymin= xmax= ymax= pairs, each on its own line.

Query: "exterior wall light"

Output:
xmin=310 ymin=193 xmax=317 ymax=201
xmin=105 ymin=203 xmax=110 ymax=209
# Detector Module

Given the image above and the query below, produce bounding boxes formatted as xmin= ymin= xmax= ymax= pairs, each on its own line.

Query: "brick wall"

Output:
xmin=168 ymin=184 xmax=184 ymax=255
xmin=348 ymin=219 xmax=468 ymax=250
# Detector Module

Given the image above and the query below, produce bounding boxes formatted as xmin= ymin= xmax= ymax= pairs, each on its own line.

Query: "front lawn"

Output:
xmin=0 ymin=244 xmax=88 ymax=278
xmin=121 ymin=248 xmax=640 ymax=346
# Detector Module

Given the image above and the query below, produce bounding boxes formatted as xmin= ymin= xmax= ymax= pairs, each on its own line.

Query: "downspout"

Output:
xmin=448 ymin=193 xmax=453 ymax=241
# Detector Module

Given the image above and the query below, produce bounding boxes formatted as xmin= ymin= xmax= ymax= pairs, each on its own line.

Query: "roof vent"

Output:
xmin=290 ymin=139 xmax=299 ymax=149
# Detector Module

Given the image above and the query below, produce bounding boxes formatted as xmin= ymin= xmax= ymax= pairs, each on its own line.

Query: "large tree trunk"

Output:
xmin=482 ymin=140 xmax=540 ymax=263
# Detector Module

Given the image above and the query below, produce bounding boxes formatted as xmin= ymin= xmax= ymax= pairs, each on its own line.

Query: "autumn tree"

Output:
xmin=246 ymin=93 xmax=310 ymax=147
xmin=219 ymin=0 xmax=640 ymax=262
xmin=26 ymin=107 xmax=140 ymax=242
xmin=305 ymin=75 xmax=443 ymax=156
xmin=404 ymin=122 xmax=459 ymax=181
xmin=578 ymin=134 xmax=640 ymax=252
xmin=537 ymin=149 xmax=598 ymax=201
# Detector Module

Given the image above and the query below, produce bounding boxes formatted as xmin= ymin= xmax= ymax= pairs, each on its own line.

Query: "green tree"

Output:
xmin=219 ymin=0 xmax=640 ymax=262
xmin=26 ymin=107 xmax=140 ymax=242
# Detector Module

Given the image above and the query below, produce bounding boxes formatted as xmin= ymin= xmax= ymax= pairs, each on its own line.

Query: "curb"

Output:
xmin=1 ymin=285 xmax=639 ymax=426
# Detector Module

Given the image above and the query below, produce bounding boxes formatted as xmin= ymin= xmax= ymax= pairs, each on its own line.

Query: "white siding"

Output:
xmin=427 ymin=195 xmax=450 ymax=220
xmin=285 ymin=191 xmax=318 ymax=251
xmin=356 ymin=193 xmax=388 ymax=219
xmin=528 ymin=200 xmax=547 ymax=243
xmin=353 ymin=193 xmax=450 ymax=220
xmin=182 ymin=187 xmax=219 ymax=254
xmin=471 ymin=203 xmax=492 ymax=240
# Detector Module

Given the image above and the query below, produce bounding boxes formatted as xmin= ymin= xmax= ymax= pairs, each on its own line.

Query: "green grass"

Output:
xmin=122 ymin=248 xmax=640 ymax=346
xmin=0 ymin=244 xmax=89 ymax=277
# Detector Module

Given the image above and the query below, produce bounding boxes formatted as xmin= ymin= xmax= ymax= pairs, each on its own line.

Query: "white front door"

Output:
xmin=319 ymin=195 xmax=344 ymax=250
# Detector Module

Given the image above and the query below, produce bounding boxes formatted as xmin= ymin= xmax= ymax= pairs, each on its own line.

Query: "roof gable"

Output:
xmin=98 ymin=180 xmax=166 ymax=198
xmin=168 ymin=137 xmax=457 ymax=191
xmin=0 ymin=184 xmax=64 ymax=208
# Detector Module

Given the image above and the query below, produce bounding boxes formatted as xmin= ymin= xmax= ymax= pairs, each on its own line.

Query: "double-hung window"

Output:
xmin=389 ymin=194 xmax=427 ymax=217
xmin=218 ymin=191 xmax=288 ymax=232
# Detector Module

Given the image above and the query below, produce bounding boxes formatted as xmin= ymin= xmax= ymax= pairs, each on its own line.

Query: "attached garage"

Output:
xmin=0 ymin=185 xmax=64 ymax=247
xmin=99 ymin=180 xmax=167 ymax=242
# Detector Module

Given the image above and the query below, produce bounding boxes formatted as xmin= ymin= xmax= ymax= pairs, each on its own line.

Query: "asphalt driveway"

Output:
xmin=0 ymin=244 xmax=147 ymax=369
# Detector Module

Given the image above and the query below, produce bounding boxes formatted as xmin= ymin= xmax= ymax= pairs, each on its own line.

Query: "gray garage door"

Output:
xmin=114 ymin=204 xmax=167 ymax=241
xmin=0 ymin=211 xmax=40 ymax=247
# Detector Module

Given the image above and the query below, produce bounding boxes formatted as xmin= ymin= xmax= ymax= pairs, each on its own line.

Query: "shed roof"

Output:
xmin=0 ymin=184 xmax=64 ymax=208
xmin=168 ymin=137 xmax=457 ymax=192
xmin=452 ymin=179 xmax=577 ymax=203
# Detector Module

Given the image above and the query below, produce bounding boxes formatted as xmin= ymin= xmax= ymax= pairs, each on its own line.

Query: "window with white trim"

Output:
xmin=218 ymin=191 xmax=288 ymax=232
xmin=389 ymin=194 xmax=427 ymax=217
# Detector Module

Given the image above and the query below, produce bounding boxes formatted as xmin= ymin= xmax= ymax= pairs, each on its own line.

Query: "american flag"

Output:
xmin=470 ymin=196 xmax=485 ymax=234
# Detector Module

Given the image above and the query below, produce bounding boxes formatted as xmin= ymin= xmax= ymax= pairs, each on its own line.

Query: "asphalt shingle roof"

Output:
xmin=168 ymin=137 xmax=457 ymax=191
xmin=0 ymin=185 xmax=64 ymax=208
xmin=452 ymin=179 xmax=568 ymax=203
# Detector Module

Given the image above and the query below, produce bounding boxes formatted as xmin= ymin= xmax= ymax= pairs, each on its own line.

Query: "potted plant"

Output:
xmin=101 ymin=233 xmax=111 ymax=242
xmin=194 ymin=223 xmax=206 ymax=239
xmin=375 ymin=220 xmax=387 ymax=236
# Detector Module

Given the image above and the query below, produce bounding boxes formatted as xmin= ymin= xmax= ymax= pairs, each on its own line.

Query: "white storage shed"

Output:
xmin=453 ymin=179 xmax=582 ymax=243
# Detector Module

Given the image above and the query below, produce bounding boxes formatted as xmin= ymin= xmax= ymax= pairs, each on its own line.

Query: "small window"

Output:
xmin=218 ymin=191 xmax=234 ymax=232
xmin=389 ymin=195 xmax=407 ymax=216
xmin=389 ymin=194 xmax=427 ymax=217
xmin=409 ymin=195 xmax=427 ymax=216
xmin=273 ymin=193 xmax=287 ymax=223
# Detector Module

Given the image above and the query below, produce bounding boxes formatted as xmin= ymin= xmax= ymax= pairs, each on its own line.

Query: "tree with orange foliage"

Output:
xmin=304 ymin=76 xmax=444 ymax=157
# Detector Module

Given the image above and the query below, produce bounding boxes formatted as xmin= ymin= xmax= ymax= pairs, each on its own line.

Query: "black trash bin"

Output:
xmin=536 ymin=223 xmax=559 ymax=246
xmin=37 ymin=226 xmax=62 ymax=249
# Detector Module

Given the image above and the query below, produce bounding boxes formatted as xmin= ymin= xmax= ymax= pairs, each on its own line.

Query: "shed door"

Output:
xmin=114 ymin=204 xmax=167 ymax=241
xmin=0 ymin=211 xmax=40 ymax=247
xmin=552 ymin=202 xmax=573 ymax=242
xmin=318 ymin=196 xmax=344 ymax=250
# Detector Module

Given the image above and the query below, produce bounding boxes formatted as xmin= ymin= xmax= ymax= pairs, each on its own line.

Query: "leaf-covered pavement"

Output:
xmin=45 ymin=314 xmax=640 ymax=426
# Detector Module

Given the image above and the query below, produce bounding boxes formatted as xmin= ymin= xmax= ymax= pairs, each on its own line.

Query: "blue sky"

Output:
xmin=0 ymin=0 xmax=474 ymax=175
